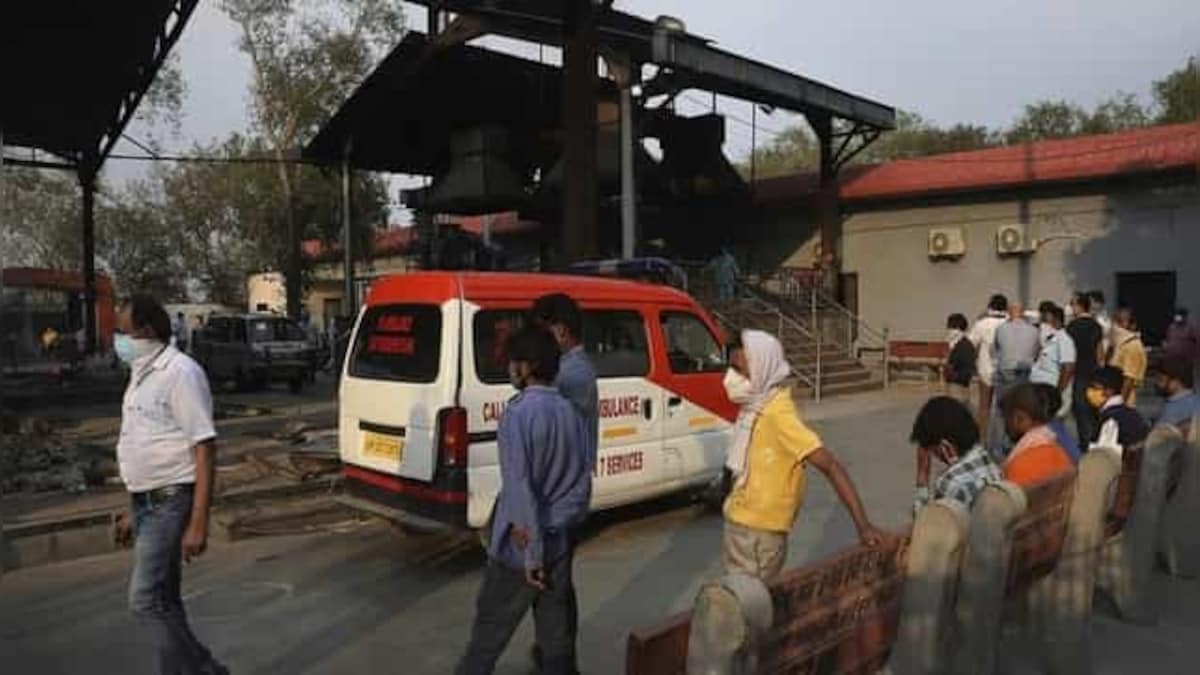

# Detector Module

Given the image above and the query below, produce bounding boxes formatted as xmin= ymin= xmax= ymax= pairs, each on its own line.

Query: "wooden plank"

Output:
xmin=1106 ymin=443 xmax=1145 ymax=537
xmin=625 ymin=611 xmax=690 ymax=675
xmin=763 ymin=537 xmax=909 ymax=673
xmin=1006 ymin=473 xmax=1075 ymax=594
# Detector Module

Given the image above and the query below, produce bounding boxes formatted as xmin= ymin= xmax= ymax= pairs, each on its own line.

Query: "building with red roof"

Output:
xmin=740 ymin=122 xmax=1200 ymax=340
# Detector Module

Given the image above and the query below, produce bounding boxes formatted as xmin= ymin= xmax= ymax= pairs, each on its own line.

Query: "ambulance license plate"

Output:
xmin=361 ymin=431 xmax=404 ymax=462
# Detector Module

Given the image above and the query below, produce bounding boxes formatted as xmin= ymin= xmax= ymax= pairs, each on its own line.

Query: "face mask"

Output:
xmin=1039 ymin=323 xmax=1053 ymax=340
xmin=1085 ymin=386 xmax=1108 ymax=410
xmin=946 ymin=329 xmax=963 ymax=344
xmin=508 ymin=363 xmax=527 ymax=390
xmin=723 ymin=368 xmax=753 ymax=405
xmin=1155 ymin=383 xmax=1172 ymax=397
xmin=1174 ymin=314 xmax=1184 ymax=324
xmin=114 ymin=334 xmax=159 ymax=364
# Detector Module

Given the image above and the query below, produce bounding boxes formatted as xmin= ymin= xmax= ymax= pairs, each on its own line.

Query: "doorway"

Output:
xmin=1116 ymin=271 xmax=1176 ymax=346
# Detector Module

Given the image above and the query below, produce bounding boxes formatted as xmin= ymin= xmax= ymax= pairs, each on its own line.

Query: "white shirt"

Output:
xmin=969 ymin=312 xmax=1007 ymax=386
xmin=1030 ymin=328 xmax=1077 ymax=387
xmin=117 ymin=344 xmax=217 ymax=492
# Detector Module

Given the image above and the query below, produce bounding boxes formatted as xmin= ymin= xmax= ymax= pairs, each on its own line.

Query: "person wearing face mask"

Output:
xmin=1085 ymin=366 xmax=1149 ymax=449
xmin=530 ymin=293 xmax=598 ymax=474
xmin=1030 ymin=304 xmax=1076 ymax=408
xmin=910 ymin=396 xmax=1002 ymax=514
xmin=109 ymin=295 xmax=227 ymax=675
xmin=721 ymin=330 xmax=887 ymax=580
xmin=1110 ymin=307 xmax=1147 ymax=405
xmin=459 ymin=326 xmax=590 ymax=675
xmin=1152 ymin=355 xmax=1199 ymax=434
xmin=943 ymin=313 xmax=976 ymax=405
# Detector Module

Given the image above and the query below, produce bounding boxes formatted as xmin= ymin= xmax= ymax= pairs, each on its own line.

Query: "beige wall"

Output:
xmin=247 ymin=255 xmax=420 ymax=330
xmin=839 ymin=183 xmax=1200 ymax=337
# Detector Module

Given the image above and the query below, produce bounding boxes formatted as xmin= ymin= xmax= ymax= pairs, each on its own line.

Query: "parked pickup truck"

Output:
xmin=193 ymin=313 xmax=314 ymax=392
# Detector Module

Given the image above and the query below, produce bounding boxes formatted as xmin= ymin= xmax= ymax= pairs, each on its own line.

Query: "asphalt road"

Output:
xmin=3 ymin=389 xmax=1198 ymax=674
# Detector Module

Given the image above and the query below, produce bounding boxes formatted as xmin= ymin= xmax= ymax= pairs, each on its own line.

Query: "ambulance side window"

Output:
xmin=473 ymin=309 xmax=649 ymax=383
xmin=473 ymin=310 xmax=525 ymax=385
xmin=661 ymin=311 xmax=725 ymax=374
xmin=582 ymin=311 xmax=649 ymax=378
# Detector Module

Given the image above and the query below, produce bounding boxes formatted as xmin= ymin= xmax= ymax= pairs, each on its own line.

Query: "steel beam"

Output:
xmin=652 ymin=33 xmax=895 ymax=130
xmin=341 ymin=152 xmax=355 ymax=319
xmin=561 ymin=0 xmax=600 ymax=265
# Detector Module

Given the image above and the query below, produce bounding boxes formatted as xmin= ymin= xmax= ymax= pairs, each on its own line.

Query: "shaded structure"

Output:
xmin=305 ymin=1 xmax=894 ymax=294
xmin=0 ymin=1 xmax=199 ymax=352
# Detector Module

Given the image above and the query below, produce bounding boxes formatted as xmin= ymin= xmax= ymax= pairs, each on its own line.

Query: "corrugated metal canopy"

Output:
xmin=0 ymin=1 xmax=198 ymax=170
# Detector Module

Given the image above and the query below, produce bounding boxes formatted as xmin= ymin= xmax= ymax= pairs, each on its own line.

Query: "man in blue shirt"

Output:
xmin=532 ymin=293 xmax=599 ymax=471
xmin=1154 ymin=355 xmax=1198 ymax=434
xmin=529 ymin=293 xmax=597 ymax=673
xmin=458 ymin=327 xmax=590 ymax=675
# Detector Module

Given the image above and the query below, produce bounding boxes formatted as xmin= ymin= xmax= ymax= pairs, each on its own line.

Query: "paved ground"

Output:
xmin=2 ymin=386 xmax=1198 ymax=674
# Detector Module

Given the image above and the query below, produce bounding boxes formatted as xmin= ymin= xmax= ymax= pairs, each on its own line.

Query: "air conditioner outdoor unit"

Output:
xmin=927 ymin=227 xmax=966 ymax=259
xmin=996 ymin=224 xmax=1033 ymax=255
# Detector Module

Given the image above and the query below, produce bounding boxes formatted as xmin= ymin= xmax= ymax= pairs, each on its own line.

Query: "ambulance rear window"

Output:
xmin=349 ymin=305 xmax=442 ymax=382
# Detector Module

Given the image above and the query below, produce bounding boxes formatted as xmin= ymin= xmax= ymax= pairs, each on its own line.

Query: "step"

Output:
xmin=816 ymin=368 xmax=873 ymax=386
xmin=795 ymin=376 xmax=886 ymax=399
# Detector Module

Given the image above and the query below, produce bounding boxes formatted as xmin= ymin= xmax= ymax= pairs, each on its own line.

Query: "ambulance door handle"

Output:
xmin=668 ymin=396 xmax=682 ymax=407
xmin=643 ymin=398 xmax=653 ymax=420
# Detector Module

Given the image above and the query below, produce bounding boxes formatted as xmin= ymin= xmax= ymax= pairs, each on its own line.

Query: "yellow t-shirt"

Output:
xmin=724 ymin=389 xmax=823 ymax=533
xmin=1112 ymin=336 xmax=1147 ymax=405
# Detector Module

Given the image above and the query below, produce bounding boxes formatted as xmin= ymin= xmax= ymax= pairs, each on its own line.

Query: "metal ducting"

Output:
xmin=407 ymin=127 xmax=530 ymax=215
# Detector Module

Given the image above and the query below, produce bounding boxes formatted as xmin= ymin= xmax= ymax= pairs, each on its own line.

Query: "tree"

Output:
xmin=221 ymin=0 xmax=405 ymax=316
xmin=853 ymin=111 xmax=997 ymax=162
xmin=1153 ymin=56 xmax=1200 ymax=124
xmin=1005 ymin=100 xmax=1090 ymax=143
xmin=96 ymin=180 xmax=188 ymax=301
xmin=1 ymin=169 xmax=83 ymax=270
xmin=1084 ymin=92 xmax=1152 ymax=134
xmin=744 ymin=126 xmax=819 ymax=179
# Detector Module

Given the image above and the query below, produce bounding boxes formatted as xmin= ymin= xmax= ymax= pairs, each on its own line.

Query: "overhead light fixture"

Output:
xmin=654 ymin=15 xmax=687 ymax=34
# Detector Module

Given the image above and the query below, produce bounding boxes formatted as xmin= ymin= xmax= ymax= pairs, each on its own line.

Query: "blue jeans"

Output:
xmin=457 ymin=550 xmax=577 ymax=675
xmin=129 ymin=484 xmax=226 ymax=675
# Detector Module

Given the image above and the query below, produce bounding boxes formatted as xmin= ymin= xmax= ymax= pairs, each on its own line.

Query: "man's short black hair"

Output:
xmin=531 ymin=293 xmax=583 ymax=339
xmin=1088 ymin=289 xmax=1106 ymax=306
xmin=987 ymin=294 xmax=1008 ymax=312
xmin=910 ymin=396 xmax=980 ymax=452
xmin=508 ymin=325 xmax=562 ymax=383
xmin=1157 ymin=355 xmax=1195 ymax=388
xmin=1043 ymin=304 xmax=1065 ymax=326
xmin=1032 ymin=383 xmax=1063 ymax=421
xmin=946 ymin=313 xmax=968 ymax=331
xmin=999 ymin=383 xmax=1052 ymax=424
xmin=1072 ymin=292 xmax=1092 ymax=314
xmin=1037 ymin=300 xmax=1056 ymax=315
xmin=123 ymin=295 xmax=172 ymax=342
xmin=1090 ymin=366 xmax=1125 ymax=394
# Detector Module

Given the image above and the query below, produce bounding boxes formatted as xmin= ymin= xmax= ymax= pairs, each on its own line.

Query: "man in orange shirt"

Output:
xmin=998 ymin=383 xmax=1074 ymax=486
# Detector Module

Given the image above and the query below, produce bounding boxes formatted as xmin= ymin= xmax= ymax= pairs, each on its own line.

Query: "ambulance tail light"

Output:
xmin=437 ymin=406 xmax=469 ymax=468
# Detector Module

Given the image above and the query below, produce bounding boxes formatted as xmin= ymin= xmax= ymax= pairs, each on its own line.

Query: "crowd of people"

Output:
xmin=926 ymin=290 xmax=1200 ymax=514
xmin=106 ymin=283 xmax=1200 ymax=675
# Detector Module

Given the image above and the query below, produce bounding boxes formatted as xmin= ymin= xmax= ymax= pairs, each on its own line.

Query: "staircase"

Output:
xmin=688 ymin=269 xmax=887 ymax=400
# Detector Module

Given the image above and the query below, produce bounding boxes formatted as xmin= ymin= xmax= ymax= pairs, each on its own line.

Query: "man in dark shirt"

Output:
xmin=1067 ymin=292 xmax=1105 ymax=448
xmin=1086 ymin=366 xmax=1150 ymax=449
xmin=943 ymin=313 xmax=976 ymax=404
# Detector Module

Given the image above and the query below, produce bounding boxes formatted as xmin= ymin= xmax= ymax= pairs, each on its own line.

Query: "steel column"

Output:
xmin=80 ymin=167 xmax=97 ymax=354
xmin=620 ymin=84 xmax=637 ymax=259
xmin=341 ymin=153 xmax=355 ymax=318
xmin=812 ymin=113 xmax=839 ymax=294
xmin=561 ymin=0 xmax=600 ymax=265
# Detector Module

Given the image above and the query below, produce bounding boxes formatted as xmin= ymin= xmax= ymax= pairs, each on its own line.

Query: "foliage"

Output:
xmin=96 ymin=180 xmax=188 ymax=301
xmin=1153 ymin=56 xmax=1200 ymax=124
xmin=0 ymin=169 xmax=82 ymax=271
xmin=220 ymin=0 xmax=405 ymax=312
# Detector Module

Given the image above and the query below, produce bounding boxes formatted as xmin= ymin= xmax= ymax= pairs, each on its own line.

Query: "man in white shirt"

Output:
xmin=1031 ymin=303 xmax=1077 ymax=413
xmin=112 ymin=295 xmax=226 ymax=675
xmin=968 ymin=294 xmax=1009 ymax=438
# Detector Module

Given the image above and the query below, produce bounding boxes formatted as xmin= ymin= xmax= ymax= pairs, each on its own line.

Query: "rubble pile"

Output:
xmin=0 ymin=417 xmax=109 ymax=494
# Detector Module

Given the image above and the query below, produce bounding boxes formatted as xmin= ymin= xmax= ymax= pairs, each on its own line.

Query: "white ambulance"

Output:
xmin=337 ymin=271 xmax=736 ymax=531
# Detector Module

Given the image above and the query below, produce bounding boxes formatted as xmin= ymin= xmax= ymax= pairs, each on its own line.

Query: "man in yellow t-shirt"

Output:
xmin=722 ymin=330 xmax=887 ymax=579
xmin=1111 ymin=308 xmax=1147 ymax=405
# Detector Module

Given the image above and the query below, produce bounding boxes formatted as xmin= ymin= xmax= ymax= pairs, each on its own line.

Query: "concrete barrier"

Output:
xmin=887 ymin=499 xmax=969 ymax=675
xmin=1097 ymin=425 xmax=1186 ymax=624
xmin=1023 ymin=449 xmax=1122 ymax=675
xmin=686 ymin=574 xmax=773 ymax=674
xmin=1160 ymin=408 xmax=1200 ymax=578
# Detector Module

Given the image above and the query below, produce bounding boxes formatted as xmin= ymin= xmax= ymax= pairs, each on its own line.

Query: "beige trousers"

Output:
xmin=723 ymin=520 xmax=788 ymax=580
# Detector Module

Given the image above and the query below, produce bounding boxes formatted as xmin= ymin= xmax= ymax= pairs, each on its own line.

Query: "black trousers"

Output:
xmin=457 ymin=551 xmax=577 ymax=675
xmin=1072 ymin=383 xmax=1099 ymax=447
